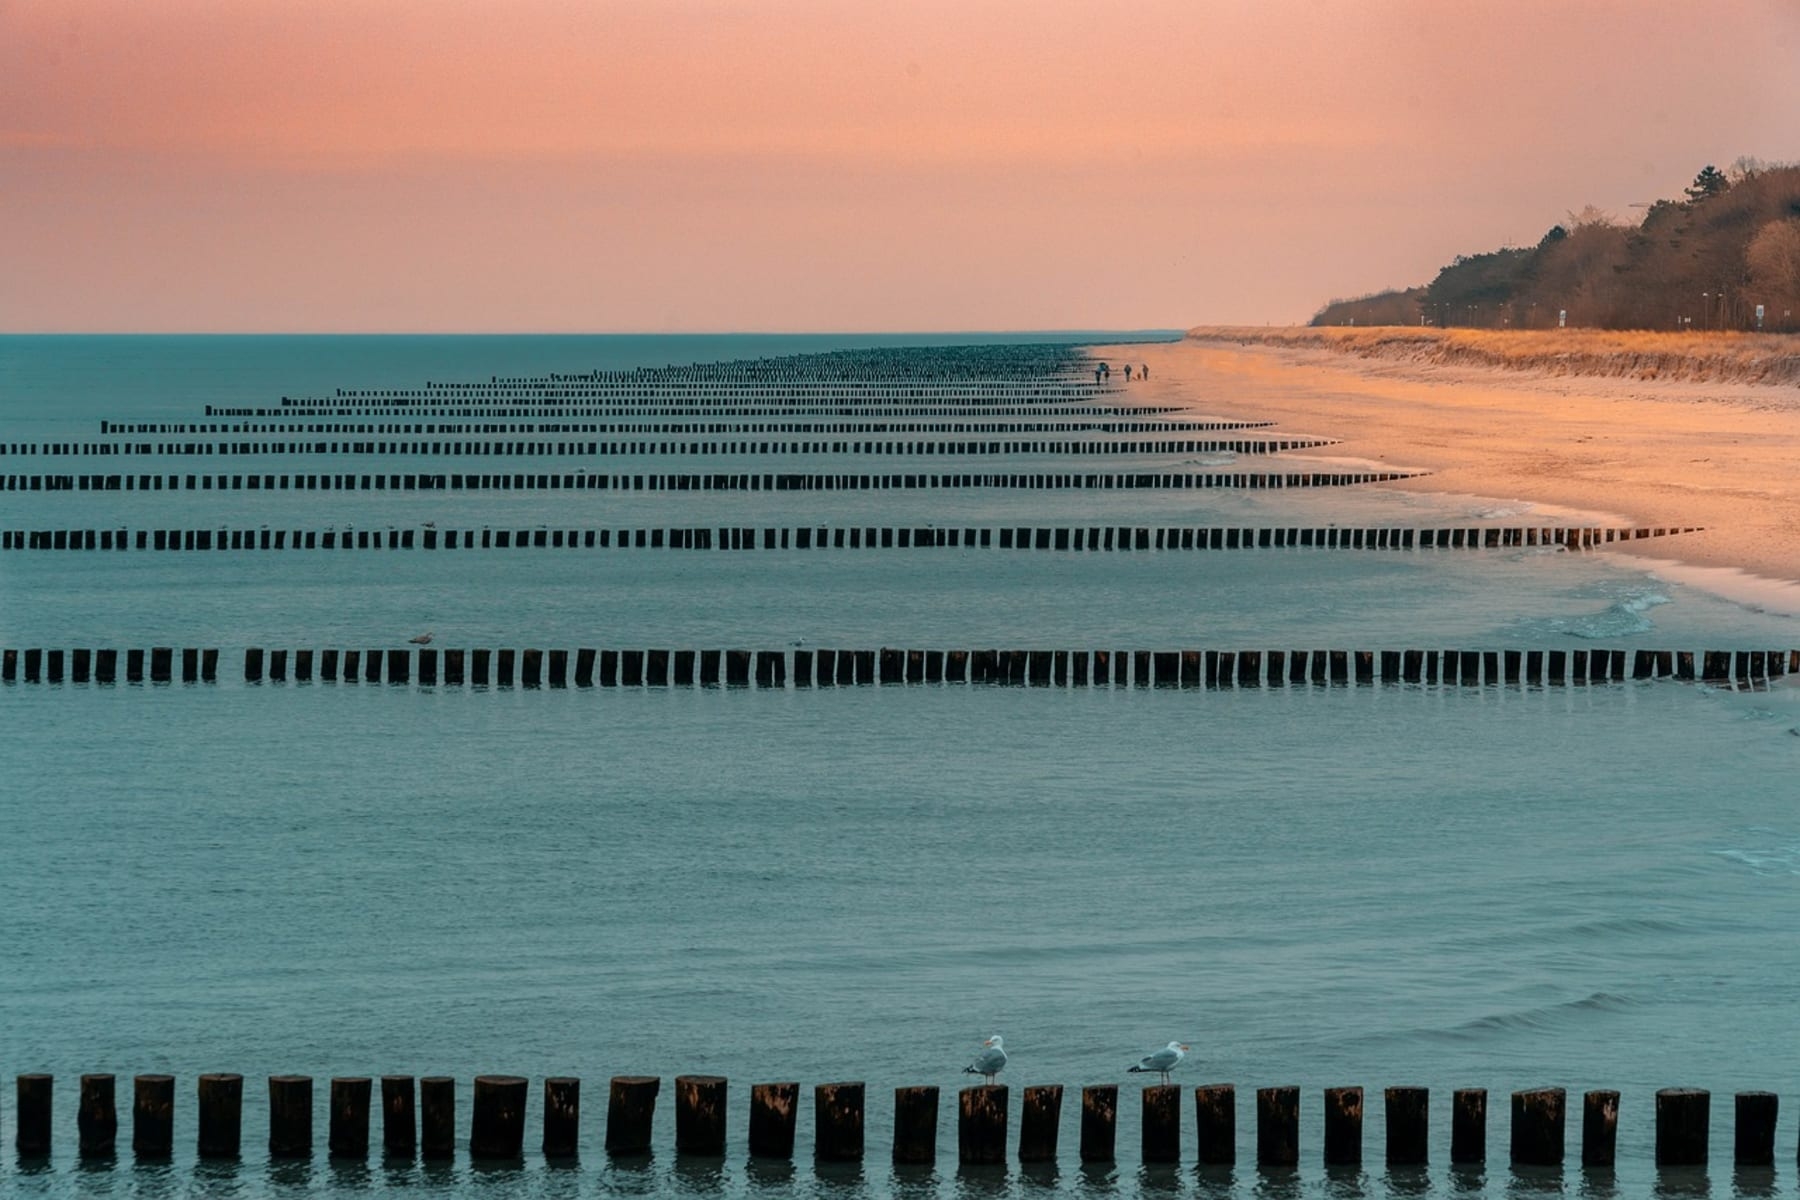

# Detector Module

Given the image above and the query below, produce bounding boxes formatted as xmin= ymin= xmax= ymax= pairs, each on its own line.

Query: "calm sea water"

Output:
xmin=2 ymin=336 xmax=1798 ymax=1198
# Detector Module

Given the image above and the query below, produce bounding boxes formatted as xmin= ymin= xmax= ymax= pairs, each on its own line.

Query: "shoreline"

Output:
xmin=1091 ymin=333 xmax=1800 ymax=613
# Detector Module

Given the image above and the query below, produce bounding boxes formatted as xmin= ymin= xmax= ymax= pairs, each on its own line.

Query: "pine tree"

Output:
xmin=1685 ymin=165 xmax=1729 ymax=203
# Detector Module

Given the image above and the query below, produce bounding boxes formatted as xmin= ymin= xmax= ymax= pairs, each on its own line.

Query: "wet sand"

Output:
xmin=1096 ymin=332 xmax=1800 ymax=598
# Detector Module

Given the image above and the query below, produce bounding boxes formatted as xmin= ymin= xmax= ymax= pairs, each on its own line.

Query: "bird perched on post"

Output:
xmin=408 ymin=631 xmax=433 ymax=645
xmin=1127 ymin=1041 xmax=1189 ymax=1084
xmin=963 ymin=1035 xmax=1006 ymax=1084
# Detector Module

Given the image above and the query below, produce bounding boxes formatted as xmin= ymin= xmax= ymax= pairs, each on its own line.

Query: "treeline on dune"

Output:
xmin=1314 ymin=161 xmax=1800 ymax=332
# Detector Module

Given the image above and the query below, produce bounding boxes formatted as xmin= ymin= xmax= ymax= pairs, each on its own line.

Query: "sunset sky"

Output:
xmin=4 ymin=0 xmax=1798 ymax=332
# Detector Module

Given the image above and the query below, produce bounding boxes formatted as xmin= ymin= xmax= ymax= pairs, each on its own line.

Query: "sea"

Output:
xmin=2 ymin=334 xmax=1799 ymax=1198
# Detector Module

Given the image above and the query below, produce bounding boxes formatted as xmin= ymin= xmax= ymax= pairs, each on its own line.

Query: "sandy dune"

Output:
xmin=1093 ymin=332 xmax=1800 ymax=598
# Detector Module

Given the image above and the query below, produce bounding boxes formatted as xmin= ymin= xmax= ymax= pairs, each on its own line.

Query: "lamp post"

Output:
xmin=1702 ymin=293 xmax=1710 ymax=331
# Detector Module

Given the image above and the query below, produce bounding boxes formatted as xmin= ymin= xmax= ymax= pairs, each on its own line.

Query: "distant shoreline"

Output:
xmin=1186 ymin=326 xmax=1800 ymax=389
xmin=1094 ymin=333 xmax=1800 ymax=611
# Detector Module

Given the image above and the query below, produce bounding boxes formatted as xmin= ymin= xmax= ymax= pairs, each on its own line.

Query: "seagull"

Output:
xmin=1127 ymin=1041 xmax=1190 ymax=1084
xmin=409 ymin=631 xmax=434 ymax=645
xmin=963 ymin=1035 xmax=1006 ymax=1085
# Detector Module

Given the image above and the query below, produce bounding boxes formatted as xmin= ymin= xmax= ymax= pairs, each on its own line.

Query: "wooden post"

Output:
xmin=674 ymin=1075 xmax=726 ymax=1156
xmin=420 ymin=1076 xmax=455 ymax=1160
xmin=1080 ymin=1084 xmax=1117 ymax=1162
xmin=1141 ymin=1084 xmax=1179 ymax=1164
xmin=268 ymin=1075 xmax=313 ymax=1158
xmin=79 ymin=1074 xmax=118 ymax=1157
xmin=470 ymin=1075 xmax=528 ymax=1160
xmin=133 ymin=1074 xmax=174 ymax=1157
xmin=1386 ymin=1086 xmax=1427 ymax=1165
xmin=330 ymin=1077 xmax=371 ymax=1159
xmin=605 ymin=1076 xmax=660 ymax=1156
xmin=1018 ymin=1084 xmax=1061 ymax=1163
xmin=813 ymin=1082 xmax=864 ymax=1162
xmin=1735 ymin=1091 xmax=1777 ymax=1166
xmin=1257 ymin=1085 xmax=1299 ymax=1167
xmin=1582 ymin=1089 xmax=1618 ymax=1167
xmin=1510 ymin=1087 xmax=1564 ymax=1166
xmin=1323 ymin=1086 xmax=1361 ymax=1165
xmin=381 ymin=1076 xmax=416 ymax=1156
xmin=16 ymin=1073 xmax=52 ymax=1156
xmin=1194 ymin=1083 xmax=1235 ymax=1165
xmin=245 ymin=646 xmax=264 ymax=682
xmin=892 ymin=1085 xmax=937 ymax=1164
xmin=1655 ymin=1087 xmax=1708 ymax=1166
xmin=747 ymin=1082 xmax=797 ymax=1160
xmin=1451 ymin=1088 xmax=1486 ymax=1165
xmin=959 ymin=1084 xmax=1008 ymax=1164
xmin=543 ymin=1077 xmax=580 ymax=1158
xmin=197 ymin=1073 xmax=244 ymax=1159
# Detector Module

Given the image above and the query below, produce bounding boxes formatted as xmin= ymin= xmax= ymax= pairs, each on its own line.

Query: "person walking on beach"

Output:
xmin=1141 ymin=363 xmax=1149 ymax=381
xmin=1123 ymin=364 xmax=1133 ymax=381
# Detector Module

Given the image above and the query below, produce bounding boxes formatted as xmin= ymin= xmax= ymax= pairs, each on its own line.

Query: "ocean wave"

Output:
xmin=1531 ymin=585 xmax=1671 ymax=639
xmin=1470 ymin=503 xmax=1535 ymax=520
xmin=1437 ymin=992 xmax=1639 ymax=1040
xmin=1712 ymin=840 xmax=1800 ymax=876
xmin=1180 ymin=452 xmax=1238 ymax=467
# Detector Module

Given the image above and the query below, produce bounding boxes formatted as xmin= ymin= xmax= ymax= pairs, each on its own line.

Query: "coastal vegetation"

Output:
xmin=1312 ymin=162 xmax=1800 ymax=333
xmin=1186 ymin=325 xmax=1800 ymax=387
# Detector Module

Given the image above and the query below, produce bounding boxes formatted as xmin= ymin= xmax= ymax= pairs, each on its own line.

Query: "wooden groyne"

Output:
xmin=105 ymin=416 xmax=1264 ymax=437
xmin=5 ymin=647 xmax=1788 ymax=689
xmin=0 ymin=435 xmax=1334 ymax=459
xmin=0 ymin=648 xmax=216 ymax=684
xmin=3 ymin=1074 xmax=1778 ymax=1169
xmin=0 ymin=468 xmax=1427 ymax=494
xmin=205 ymin=402 xmax=1193 ymax=420
xmin=1 ymin=524 xmax=1702 ymax=555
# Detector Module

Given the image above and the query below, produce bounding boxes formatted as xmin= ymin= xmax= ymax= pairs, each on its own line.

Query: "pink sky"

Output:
xmin=4 ymin=0 xmax=1798 ymax=331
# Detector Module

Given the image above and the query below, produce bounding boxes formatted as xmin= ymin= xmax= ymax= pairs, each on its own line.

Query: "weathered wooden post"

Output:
xmin=960 ymin=1084 xmax=1008 ymax=1164
xmin=79 ymin=1074 xmax=118 ymax=1157
xmin=1194 ymin=1083 xmax=1234 ymax=1165
xmin=1510 ymin=1087 xmax=1564 ymax=1166
xmin=892 ymin=1085 xmax=937 ymax=1164
xmin=1582 ymin=1090 xmax=1618 ymax=1168
xmin=1451 ymin=1088 xmax=1485 ymax=1164
xmin=1141 ymin=1084 xmax=1180 ymax=1164
xmin=197 ymin=1073 xmax=244 ymax=1159
xmin=133 ymin=1074 xmax=175 ymax=1157
xmin=16 ymin=1073 xmax=52 ymax=1156
xmin=1257 ymin=1085 xmax=1299 ymax=1167
xmin=1323 ymin=1086 xmax=1362 ymax=1165
xmin=245 ymin=646 xmax=265 ymax=682
xmin=1386 ymin=1086 xmax=1427 ymax=1165
xmin=1080 ymin=1084 xmax=1117 ymax=1162
xmin=330 ymin=1077 xmax=371 ymax=1159
xmin=605 ymin=1076 xmax=660 ymax=1156
xmin=747 ymin=1082 xmax=796 ymax=1159
xmin=674 ymin=1075 xmax=726 ymax=1156
xmin=1005 ymin=1083 xmax=1057 ymax=1164
xmin=1735 ymin=1091 xmax=1777 ymax=1166
xmin=543 ymin=1077 xmax=580 ymax=1158
xmin=1655 ymin=1087 xmax=1708 ymax=1166
xmin=420 ymin=1076 xmax=455 ymax=1160
xmin=814 ymin=1082 xmax=864 ymax=1162
xmin=268 ymin=1075 xmax=313 ymax=1158
xmin=381 ymin=1076 xmax=416 ymax=1156
xmin=470 ymin=1074 xmax=527 ymax=1160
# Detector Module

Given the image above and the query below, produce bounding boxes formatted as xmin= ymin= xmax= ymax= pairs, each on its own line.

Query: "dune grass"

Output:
xmin=1188 ymin=326 xmax=1800 ymax=387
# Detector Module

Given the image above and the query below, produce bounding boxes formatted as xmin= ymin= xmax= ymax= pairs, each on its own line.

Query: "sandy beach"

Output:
xmin=1098 ymin=330 xmax=1800 ymax=603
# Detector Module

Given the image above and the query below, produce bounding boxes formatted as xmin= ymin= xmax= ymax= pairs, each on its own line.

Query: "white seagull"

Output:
xmin=1127 ymin=1041 xmax=1190 ymax=1084
xmin=963 ymin=1035 xmax=1006 ymax=1084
